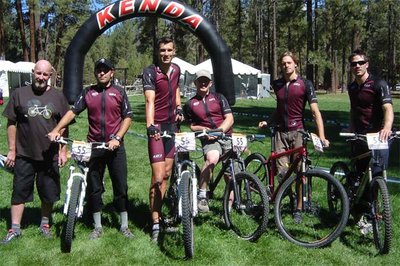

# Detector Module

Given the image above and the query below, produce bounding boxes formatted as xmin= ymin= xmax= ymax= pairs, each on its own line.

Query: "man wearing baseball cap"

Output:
xmin=184 ymin=69 xmax=234 ymax=212
xmin=48 ymin=58 xmax=134 ymax=240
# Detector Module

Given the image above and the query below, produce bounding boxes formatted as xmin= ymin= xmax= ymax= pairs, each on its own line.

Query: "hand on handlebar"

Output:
xmin=47 ymin=131 xmax=61 ymax=142
xmin=379 ymin=128 xmax=392 ymax=142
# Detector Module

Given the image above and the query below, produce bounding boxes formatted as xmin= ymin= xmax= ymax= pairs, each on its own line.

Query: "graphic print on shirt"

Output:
xmin=26 ymin=99 xmax=54 ymax=119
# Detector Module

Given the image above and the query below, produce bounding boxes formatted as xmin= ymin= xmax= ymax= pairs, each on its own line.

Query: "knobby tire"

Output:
xmin=274 ymin=169 xmax=349 ymax=248
xmin=181 ymin=170 xmax=194 ymax=259
xmin=223 ymin=171 xmax=269 ymax=241
xmin=61 ymin=176 xmax=82 ymax=253
xmin=370 ymin=177 xmax=392 ymax=254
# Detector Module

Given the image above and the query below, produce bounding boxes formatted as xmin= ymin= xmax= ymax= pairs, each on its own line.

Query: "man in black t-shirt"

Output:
xmin=1 ymin=60 xmax=70 ymax=244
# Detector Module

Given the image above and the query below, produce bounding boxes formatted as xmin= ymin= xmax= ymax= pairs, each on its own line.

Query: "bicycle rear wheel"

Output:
xmin=181 ymin=170 xmax=194 ymax=259
xmin=274 ymin=169 xmax=349 ymax=248
xmin=244 ymin=153 xmax=268 ymax=185
xmin=61 ymin=176 xmax=82 ymax=253
xmin=370 ymin=177 xmax=392 ymax=254
xmin=223 ymin=172 xmax=269 ymax=241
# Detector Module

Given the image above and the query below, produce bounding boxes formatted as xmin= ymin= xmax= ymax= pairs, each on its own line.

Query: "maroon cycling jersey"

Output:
xmin=185 ymin=92 xmax=233 ymax=134
xmin=273 ymin=76 xmax=317 ymax=131
xmin=348 ymin=75 xmax=392 ymax=134
xmin=72 ymin=84 xmax=133 ymax=142
xmin=142 ymin=63 xmax=180 ymax=124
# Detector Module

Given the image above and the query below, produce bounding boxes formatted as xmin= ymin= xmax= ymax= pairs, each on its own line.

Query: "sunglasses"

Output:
xmin=350 ymin=60 xmax=367 ymax=67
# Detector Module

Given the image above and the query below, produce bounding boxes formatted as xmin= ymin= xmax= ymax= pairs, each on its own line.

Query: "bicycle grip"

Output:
xmin=339 ymin=132 xmax=355 ymax=137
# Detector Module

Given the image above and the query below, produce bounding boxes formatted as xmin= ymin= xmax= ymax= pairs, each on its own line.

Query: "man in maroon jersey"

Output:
xmin=47 ymin=58 xmax=134 ymax=240
xmin=258 ymin=51 xmax=329 ymax=223
xmin=185 ymin=69 xmax=234 ymax=213
xmin=142 ymin=37 xmax=184 ymax=242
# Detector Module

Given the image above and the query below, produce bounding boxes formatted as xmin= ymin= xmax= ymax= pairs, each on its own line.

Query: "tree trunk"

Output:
xmin=0 ymin=0 xmax=5 ymax=59
xmin=16 ymin=0 xmax=29 ymax=61
xmin=271 ymin=0 xmax=277 ymax=80
xmin=53 ymin=14 xmax=65 ymax=72
xmin=28 ymin=0 xmax=36 ymax=62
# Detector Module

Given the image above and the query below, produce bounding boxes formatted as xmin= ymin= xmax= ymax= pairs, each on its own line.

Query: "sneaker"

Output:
xmin=89 ymin=227 xmax=103 ymax=240
xmin=120 ymin=227 xmax=134 ymax=239
xmin=151 ymin=228 xmax=160 ymax=243
xmin=39 ymin=224 xmax=53 ymax=238
xmin=293 ymin=210 xmax=303 ymax=224
xmin=357 ymin=216 xmax=373 ymax=235
xmin=198 ymin=198 xmax=210 ymax=213
xmin=1 ymin=229 xmax=20 ymax=244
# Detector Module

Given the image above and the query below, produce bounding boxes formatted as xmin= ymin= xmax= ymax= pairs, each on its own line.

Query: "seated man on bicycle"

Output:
xmin=258 ymin=51 xmax=329 ymax=222
xmin=184 ymin=69 xmax=234 ymax=212
xmin=347 ymin=49 xmax=394 ymax=178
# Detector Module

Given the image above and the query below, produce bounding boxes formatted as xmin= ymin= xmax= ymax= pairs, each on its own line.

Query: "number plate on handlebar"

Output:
xmin=310 ymin=133 xmax=324 ymax=152
xmin=71 ymin=141 xmax=92 ymax=162
xmin=175 ymin=132 xmax=196 ymax=152
xmin=232 ymin=133 xmax=247 ymax=152
xmin=366 ymin=133 xmax=388 ymax=150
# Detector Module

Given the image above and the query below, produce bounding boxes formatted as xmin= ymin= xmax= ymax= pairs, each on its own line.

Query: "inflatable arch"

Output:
xmin=63 ymin=0 xmax=235 ymax=105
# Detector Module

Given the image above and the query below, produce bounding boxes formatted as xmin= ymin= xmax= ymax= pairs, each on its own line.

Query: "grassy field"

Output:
xmin=0 ymin=93 xmax=399 ymax=265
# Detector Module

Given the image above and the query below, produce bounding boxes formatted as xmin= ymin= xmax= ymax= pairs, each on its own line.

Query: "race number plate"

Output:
xmin=175 ymin=132 xmax=196 ymax=151
xmin=366 ymin=133 xmax=388 ymax=150
xmin=310 ymin=133 xmax=324 ymax=152
xmin=71 ymin=141 xmax=92 ymax=162
xmin=232 ymin=133 xmax=248 ymax=152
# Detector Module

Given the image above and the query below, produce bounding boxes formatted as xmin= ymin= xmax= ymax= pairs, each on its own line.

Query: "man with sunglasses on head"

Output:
xmin=348 ymin=49 xmax=394 ymax=179
xmin=47 ymin=58 xmax=134 ymax=240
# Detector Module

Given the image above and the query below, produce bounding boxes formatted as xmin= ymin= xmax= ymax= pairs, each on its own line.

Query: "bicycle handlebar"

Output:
xmin=54 ymin=137 xmax=109 ymax=149
xmin=339 ymin=131 xmax=400 ymax=140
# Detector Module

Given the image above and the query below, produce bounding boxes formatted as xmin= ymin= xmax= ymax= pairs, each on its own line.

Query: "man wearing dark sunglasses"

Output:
xmin=348 ymin=49 xmax=393 ymax=175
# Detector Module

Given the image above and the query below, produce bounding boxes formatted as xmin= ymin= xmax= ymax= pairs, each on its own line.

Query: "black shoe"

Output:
xmin=293 ymin=210 xmax=303 ymax=224
xmin=1 ymin=229 xmax=21 ymax=244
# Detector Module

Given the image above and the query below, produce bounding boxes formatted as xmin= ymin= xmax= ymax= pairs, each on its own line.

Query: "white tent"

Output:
xmin=172 ymin=57 xmax=196 ymax=74
xmin=0 ymin=60 xmax=35 ymax=97
xmin=192 ymin=58 xmax=268 ymax=99
xmin=194 ymin=58 xmax=261 ymax=76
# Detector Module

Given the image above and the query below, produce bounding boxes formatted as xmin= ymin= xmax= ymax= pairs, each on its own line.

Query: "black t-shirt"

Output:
xmin=2 ymin=86 xmax=70 ymax=161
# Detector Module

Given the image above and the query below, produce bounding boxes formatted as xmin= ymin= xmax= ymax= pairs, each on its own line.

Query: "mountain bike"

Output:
xmin=205 ymin=132 xmax=269 ymax=242
xmin=55 ymin=137 xmax=108 ymax=253
xmin=328 ymin=131 xmax=400 ymax=254
xmin=160 ymin=130 xmax=207 ymax=259
xmin=244 ymin=127 xmax=349 ymax=248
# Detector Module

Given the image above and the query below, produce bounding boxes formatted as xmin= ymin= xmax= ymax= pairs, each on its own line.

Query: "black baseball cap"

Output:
xmin=94 ymin=58 xmax=114 ymax=70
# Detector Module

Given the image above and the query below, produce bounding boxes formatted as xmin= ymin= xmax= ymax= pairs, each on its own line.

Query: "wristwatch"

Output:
xmin=111 ymin=134 xmax=122 ymax=142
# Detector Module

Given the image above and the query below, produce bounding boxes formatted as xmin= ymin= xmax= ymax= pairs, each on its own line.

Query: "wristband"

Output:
xmin=176 ymin=106 xmax=184 ymax=116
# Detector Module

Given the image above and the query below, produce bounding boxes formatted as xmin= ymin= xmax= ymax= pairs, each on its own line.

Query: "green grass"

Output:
xmin=0 ymin=93 xmax=399 ymax=265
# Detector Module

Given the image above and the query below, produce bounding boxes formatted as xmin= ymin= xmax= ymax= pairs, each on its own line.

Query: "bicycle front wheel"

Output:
xmin=370 ymin=177 xmax=392 ymax=254
xmin=61 ymin=176 xmax=82 ymax=253
xmin=223 ymin=172 xmax=269 ymax=241
xmin=328 ymin=161 xmax=350 ymax=212
xmin=181 ymin=170 xmax=194 ymax=259
xmin=274 ymin=169 xmax=349 ymax=248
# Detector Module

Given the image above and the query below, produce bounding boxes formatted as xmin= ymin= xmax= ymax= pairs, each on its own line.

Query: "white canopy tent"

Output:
xmin=172 ymin=57 xmax=196 ymax=74
xmin=193 ymin=58 xmax=261 ymax=76
xmin=0 ymin=60 xmax=35 ymax=97
xmin=191 ymin=58 xmax=269 ymax=99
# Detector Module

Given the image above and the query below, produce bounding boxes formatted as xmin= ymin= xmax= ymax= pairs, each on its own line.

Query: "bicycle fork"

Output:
xmin=177 ymin=160 xmax=198 ymax=218
xmin=63 ymin=165 xmax=89 ymax=217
